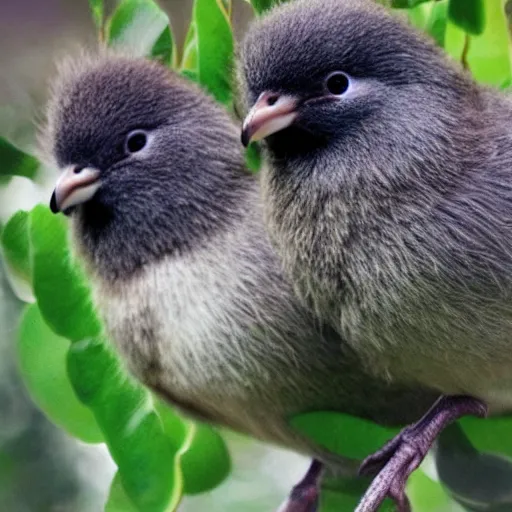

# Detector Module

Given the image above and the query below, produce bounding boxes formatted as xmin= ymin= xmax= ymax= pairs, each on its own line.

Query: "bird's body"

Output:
xmin=88 ymin=178 xmax=430 ymax=449
xmin=44 ymin=52 xmax=436 ymax=489
xmin=241 ymin=0 xmax=512 ymax=414
xmin=261 ymin=89 xmax=512 ymax=414
xmin=240 ymin=1 xmax=512 ymax=507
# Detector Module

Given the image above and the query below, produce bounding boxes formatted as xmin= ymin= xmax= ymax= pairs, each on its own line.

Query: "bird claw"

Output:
xmin=276 ymin=485 xmax=319 ymax=512
xmin=356 ymin=441 xmax=417 ymax=512
xmin=355 ymin=395 xmax=487 ymax=512
xmin=359 ymin=428 xmax=414 ymax=477
xmin=390 ymin=490 xmax=411 ymax=512
xmin=277 ymin=460 xmax=322 ymax=512
xmin=387 ymin=463 xmax=413 ymax=512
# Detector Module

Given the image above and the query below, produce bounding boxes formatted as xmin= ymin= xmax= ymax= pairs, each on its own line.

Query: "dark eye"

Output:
xmin=125 ymin=130 xmax=148 ymax=153
xmin=325 ymin=72 xmax=350 ymax=96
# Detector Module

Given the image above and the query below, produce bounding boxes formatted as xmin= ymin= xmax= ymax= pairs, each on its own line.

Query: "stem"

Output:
xmin=461 ymin=34 xmax=471 ymax=71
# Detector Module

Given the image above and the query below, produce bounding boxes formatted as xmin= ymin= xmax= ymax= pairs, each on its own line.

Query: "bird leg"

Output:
xmin=355 ymin=395 xmax=488 ymax=512
xmin=277 ymin=459 xmax=323 ymax=512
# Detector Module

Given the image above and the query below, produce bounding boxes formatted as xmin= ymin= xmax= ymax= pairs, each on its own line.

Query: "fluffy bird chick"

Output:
xmin=239 ymin=0 xmax=511 ymax=509
xmin=44 ymin=54 xmax=436 ymax=511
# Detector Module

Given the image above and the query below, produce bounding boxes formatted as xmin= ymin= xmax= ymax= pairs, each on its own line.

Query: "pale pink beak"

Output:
xmin=241 ymin=92 xmax=299 ymax=146
xmin=50 ymin=166 xmax=101 ymax=214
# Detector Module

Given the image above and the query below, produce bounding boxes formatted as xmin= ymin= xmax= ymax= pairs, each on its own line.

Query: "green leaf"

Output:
xmin=68 ymin=338 xmax=182 ymax=512
xmin=445 ymin=0 xmax=511 ymax=86
xmin=319 ymin=476 xmax=367 ymax=512
xmin=407 ymin=470 xmax=458 ymax=511
xmin=192 ymin=0 xmax=234 ymax=104
xmin=155 ymin=400 xmax=231 ymax=495
xmin=105 ymin=472 xmax=139 ymax=512
xmin=319 ymin=488 xmax=363 ymax=512
xmin=1 ymin=210 xmax=31 ymax=285
xmin=392 ymin=0 xmax=433 ymax=8
xmin=181 ymin=21 xmax=198 ymax=80
xmin=406 ymin=3 xmax=430 ymax=30
xmin=245 ymin=143 xmax=262 ymax=173
xmin=180 ymin=423 xmax=231 ymax=495
xmin=405 ymin=1 xmax=445 ymax=32
xmin=424 ymin=0 xmax=449 ymax=47
xmin=17 ymin=304 xmax=103 ymax=443
xmin=154 ymin=399 xmax=188 ymax=449
xmin=501 ymin=76 xmax=512 ymax=89
xmin=459 ymin=416 xmax=512 ymax=457
xmin=249 ymin=0 xmax=279 ymax=14
xmin=319 ymin=490 xmax=396 ymax=512
xmin=319 ymin=474 xmax=396 ymax=512
xmin=89 ymin=0 xmax=104 ymax=31
xmin=0 ymin=137 xmax=39 ymax=180
xmin=290 ymin=411 xmax=400 ymax=461
xmin=106 ymin=0 xmax=175 ymax=63
xmin=448 ymin=0 xmax=485 ymax=35
xmin=29 ymin=205 xmax=101 ymax=342
xmin=150 ymin=26 xmax=176 ymax=67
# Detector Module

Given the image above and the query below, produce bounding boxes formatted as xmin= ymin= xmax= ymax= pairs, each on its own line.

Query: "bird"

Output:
xmin=42 ymin=52 xmax=439 ymax=511
xmin=239 ymin=0 xmax=512 ymax=509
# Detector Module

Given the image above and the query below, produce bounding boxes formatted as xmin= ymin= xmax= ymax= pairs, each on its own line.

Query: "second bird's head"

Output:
xmin=240 ymin=0 xmax=474 ymax=174
xmin=45 ymin=54 xmax=245 ymax=279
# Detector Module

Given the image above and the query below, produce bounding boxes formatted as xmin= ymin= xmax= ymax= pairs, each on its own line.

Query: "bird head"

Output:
xmin=240 ymin=0 xmax=473 ymax=173
xmin=44 ymin=53 xmax=245 ymax=278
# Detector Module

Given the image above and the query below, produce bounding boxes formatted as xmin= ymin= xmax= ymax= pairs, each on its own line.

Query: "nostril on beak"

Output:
xmin=73 ymin=165 xmax=85 ymax=174
xmin=266 ymin=95 xmax=279 ymax=106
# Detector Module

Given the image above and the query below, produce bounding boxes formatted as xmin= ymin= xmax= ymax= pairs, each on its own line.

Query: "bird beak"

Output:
xmin=241 ymin=92 xmax=299 ymax=147
xmin=50 ymin=166 xmax=102 ymax=214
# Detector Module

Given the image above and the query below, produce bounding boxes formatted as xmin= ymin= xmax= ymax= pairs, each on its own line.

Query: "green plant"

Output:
xmin=1 ymin=1 xmax=511 ymax=511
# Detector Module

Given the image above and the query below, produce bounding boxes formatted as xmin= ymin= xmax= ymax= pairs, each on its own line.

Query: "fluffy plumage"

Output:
xmin=44 ymin=53 xmax=437 ymax=508
xmin=239 ymin=2 xmax=512 ymax=508
xmin=240 ymin=0 xmax=512 ymax=413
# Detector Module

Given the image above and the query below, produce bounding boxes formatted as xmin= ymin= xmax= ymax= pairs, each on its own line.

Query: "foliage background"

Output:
xmin=2 ymin=1 xmax=512 ymax=511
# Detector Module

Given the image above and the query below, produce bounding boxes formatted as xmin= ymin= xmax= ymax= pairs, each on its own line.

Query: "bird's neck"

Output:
xmin=71 ymin=165 xmax=255 ymax=283
xmin=262 ymin=118 xmax=480 ymax=324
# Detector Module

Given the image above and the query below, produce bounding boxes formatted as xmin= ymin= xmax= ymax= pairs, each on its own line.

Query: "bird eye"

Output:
xmin=125 ymin=130 xmax=148 ymax=154
xmin=325 ymin=72 xmax=350 ymax=96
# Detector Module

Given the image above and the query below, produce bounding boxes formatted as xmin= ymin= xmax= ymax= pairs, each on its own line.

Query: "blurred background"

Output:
xmin=3 ymin=1 xmax=512 ymax=511
xmin=0 ymin=1 xmax=310 ymax=511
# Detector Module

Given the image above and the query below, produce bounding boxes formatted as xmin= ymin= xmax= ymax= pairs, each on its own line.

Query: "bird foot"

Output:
xmin=277 ymin=460 xmax=322 ymax=512
xmin=355 ymin=395 xmax=487 ymax=512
